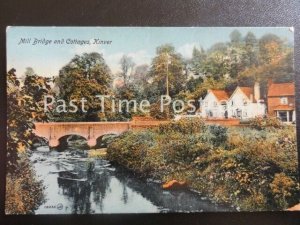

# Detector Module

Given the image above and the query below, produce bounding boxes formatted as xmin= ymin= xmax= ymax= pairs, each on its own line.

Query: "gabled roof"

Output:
xmin=228 ymin=86 xmax=256 ymax=102
xmin=208 ymin=89 xmax=230 ymax=102
xmin=268 ymin=82 xmax=295 ymax=97
xmin=239 ymin=87 xmax=254 ymax=100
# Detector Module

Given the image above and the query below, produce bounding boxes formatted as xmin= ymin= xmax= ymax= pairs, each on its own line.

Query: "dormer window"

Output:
xmin=280 ymin=97 xmax=288 ymax=105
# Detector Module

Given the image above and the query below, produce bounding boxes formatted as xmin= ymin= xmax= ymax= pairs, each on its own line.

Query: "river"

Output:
xmin=30 ymin=146 xmax=234 ymax=214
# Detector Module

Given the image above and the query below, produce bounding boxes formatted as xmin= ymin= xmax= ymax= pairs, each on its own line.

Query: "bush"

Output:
xmin=208 ymin=125 xmax=228 ymax=147
xmin=5 ymin=155 xmax=45 ymax=214
xmin=249 ymin=117 xmax=283 ymax=130
xmin=270 ymin=173 xmax=298 ymax=209
xmin=107 ymin=119 xmax=299 ymax=211
xmin=158 ymin=118 xmax=205 ymax=134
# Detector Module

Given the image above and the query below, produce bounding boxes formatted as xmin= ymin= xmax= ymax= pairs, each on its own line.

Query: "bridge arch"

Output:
xmin=34 ymin=122 xmax=132 ymax=148
xmin=57 ymin=134 xmax=89 ymax=150
xmin=95 ymin=133 xmax=119 ymax=148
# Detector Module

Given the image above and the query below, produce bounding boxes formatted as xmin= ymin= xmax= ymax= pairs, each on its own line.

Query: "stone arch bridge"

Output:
xmin=34 ymin=118 xmax=168 ymax=148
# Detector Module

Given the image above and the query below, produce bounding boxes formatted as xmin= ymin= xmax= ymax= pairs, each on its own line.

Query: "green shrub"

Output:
xmin=249 ymin=117 xmax=283 ymax=130
xmin=208 ymin=125 xmax=228 ymax=147
xmin=270 ymin=173 xmax=298 ymax=209
xmin=107 ymin=119 xmax=299 ymax=211
xmin=5 ymin=155 xmax=45 ymax=214
xmin=158 ymin=118 xmax=205 ymax=134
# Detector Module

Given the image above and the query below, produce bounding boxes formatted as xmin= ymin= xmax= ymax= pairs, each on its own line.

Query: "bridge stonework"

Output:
xmin=34 ymin=122 xmax=132 ymax=147
xmin=34 ymin=118 xmax=170 ymax=148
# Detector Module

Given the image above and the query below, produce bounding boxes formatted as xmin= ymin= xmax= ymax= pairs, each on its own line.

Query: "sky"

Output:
xmin=7 ymin=27 xmax=294 ymax=77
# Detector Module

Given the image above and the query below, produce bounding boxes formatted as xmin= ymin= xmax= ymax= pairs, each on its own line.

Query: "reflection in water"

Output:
xmin=31 ymin=147 xmax=234 ymax=214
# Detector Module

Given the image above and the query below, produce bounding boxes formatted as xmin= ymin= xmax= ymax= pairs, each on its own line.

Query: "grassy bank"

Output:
xmin=107 ymin=118 xmax=299 ymax=211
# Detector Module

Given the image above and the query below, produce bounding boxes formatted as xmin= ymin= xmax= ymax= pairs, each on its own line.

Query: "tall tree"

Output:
xmin=259 ymin=34 xmax=284 ymax=64
xmin=22 ymin=72 xmax=51 ymax=121
xmin=119 ymin=55 xmax=135 ymax=87
xmin=191 ymin=47 xmax=206 ymax=75
xmin=6 ymin=68 xmax=45 ymax=214
xmin=149 ymin=44 xmax=185 ymax=98
xmin=56 ymin=52 xmax=113 ymax=121
xmin=230 ymin=29 xmax=243 ymax=46
xmin=202 ymin=51 xmax=231 ymax=80
xmin=243 ymin=32 xmax=259 ymax=67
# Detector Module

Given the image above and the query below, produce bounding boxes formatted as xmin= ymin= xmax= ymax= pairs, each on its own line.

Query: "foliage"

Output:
xmin=187 ymin=31 xmax=293 ymax=104
xmin=22 ymin=71 xmax=51 ymax=121
xmin=190 ymin=47 xmax=206 ymax=75
xmin=249 ymin=117 xmax=283 ymax=130
xmin=157 ymin=118 xmax=205 ymax=134
xmin=7 ymin=69 xmax=50 ymax=172
xmin=5 ymin=156 xmax=45 ymax=214
xmin=55 ymin=52 xmax=113 ymax=121
xmin=148 ymin=44 xmax=185 ymax=98
xmin=149 ymin=101 xmax=170 ymax=120
xmin=270 ymin=173 xmax=298 ymax=209
xmin=107 ymin=119 xmax=299 ymax=211
xmin=6 ymin=69 xmax=45 ymax=214
xmin=119 ymin=55 xmax=135 ymax=87
xmin=208 ymin=125 xmax=228 ymax=147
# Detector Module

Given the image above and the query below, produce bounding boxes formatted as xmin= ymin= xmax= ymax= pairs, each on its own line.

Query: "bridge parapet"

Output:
xmin=34 ymin=122 xmax=132 ymax=148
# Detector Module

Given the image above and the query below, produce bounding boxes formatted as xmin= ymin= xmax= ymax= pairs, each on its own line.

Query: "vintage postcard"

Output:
xmin=6 ymin=27 xmax=299 ymax=214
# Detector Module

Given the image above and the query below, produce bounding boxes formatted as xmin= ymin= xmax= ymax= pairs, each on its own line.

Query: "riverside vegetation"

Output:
xmin=107 ymin=118 xmax=299 ymax=211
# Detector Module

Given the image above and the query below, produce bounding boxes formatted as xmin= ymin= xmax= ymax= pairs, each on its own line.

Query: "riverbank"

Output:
xmin=107 ymin=118 xmax=300 ymax=211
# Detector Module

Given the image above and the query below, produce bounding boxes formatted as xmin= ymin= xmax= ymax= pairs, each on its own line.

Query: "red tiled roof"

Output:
xmin=268 ymin=82 xmax=295 ymax=97
xmin=273 ymin=105 xmax=295 ymax=111
xmin=209 ymin=90 xmax=230 ymax=101
xmin=239 ymin=87 xmax=254 ymax=99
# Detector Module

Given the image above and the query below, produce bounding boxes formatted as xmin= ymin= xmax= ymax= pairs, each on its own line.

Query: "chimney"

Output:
xmin=250 ymin=94 xmax=254 ymax=102
xmin=268 ymin=78 xmax=273 ymax=88
xmin=254 ymin=82 xmax=260 ymax=101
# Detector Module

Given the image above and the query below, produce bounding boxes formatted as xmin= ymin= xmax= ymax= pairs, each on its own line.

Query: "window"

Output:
xmin=243 ymin=98 xmax=247 ymax=106
xmin=278 ymin=111 xmax=287 ymax=122
xmin=213 ymin=101 xmax=217 ymax=107
xmin=243 ymin=111 xmax=248 ymax=117
xmin=280 ymin=97 xmax=288 ymax=105
xmin=231 ymin=100 xmax=234 ymax=106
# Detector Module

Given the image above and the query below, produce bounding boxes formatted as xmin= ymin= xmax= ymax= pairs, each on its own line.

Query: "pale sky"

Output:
xmin=7 ymin=27 xmax=294 ymax=77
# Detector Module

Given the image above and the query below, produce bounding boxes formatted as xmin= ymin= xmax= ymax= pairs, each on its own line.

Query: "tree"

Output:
xmin=119 ymin=55 xmax=135 ymax=87
xmin=7 ymin=69 xmax=50 ymax=171
xmin=259 ymin=34 xmax=284 ymax=64
xmin=24 ymin=67 xmax=35 ymax=77
xmin=22 ymin=72 xmax=51 ymax=121
xmin=148 ymin=44 xmax=185 ymax=99
xmin=243 ymin=32 xmax=259 ymax=67
xmin=55 ymin=53 xmax=113 ymax=121
xmin=230 ymin=29 xmax=243 ymax=45
xmin=202 ymin=51 xmax=231 ymax=80
xmin=6 ymin=68 xmax=45 ymax=214
xmin=186 ymin=76 xmax=204 ymax=93
xmin=191 ymin=47 xmax=206 ymax=75
xmin=131 ymin=64 xmax=149 ymax=84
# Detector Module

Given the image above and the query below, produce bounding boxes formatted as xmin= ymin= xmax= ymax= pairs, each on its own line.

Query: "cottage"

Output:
xmin=201 ymin=89 xmax=230 ymax=118
xmin=201 ymin=82 xmax=266 ymax=120
xmin=227 ymin=83 xmax=266 ymax=119
xmin=267 ymin=80 xmax=295 ymax=122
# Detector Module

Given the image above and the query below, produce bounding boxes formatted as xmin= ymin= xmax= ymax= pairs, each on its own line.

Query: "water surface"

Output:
xmin=31 ymin=146 xmax=233 ymax=214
